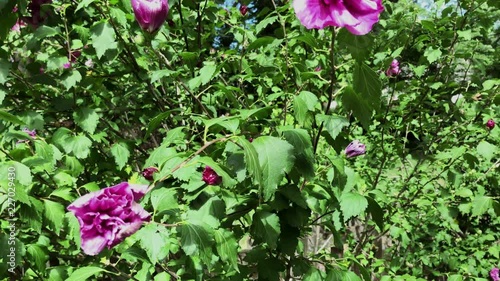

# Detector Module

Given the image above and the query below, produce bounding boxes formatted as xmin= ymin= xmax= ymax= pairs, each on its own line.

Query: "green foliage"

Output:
xmin=1 ymin=0 xmax=499 ymax=280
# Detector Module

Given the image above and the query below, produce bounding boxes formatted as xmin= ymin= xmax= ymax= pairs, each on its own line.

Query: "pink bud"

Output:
xmin=240 ymin=5 xmax=248 ymax=16
xmin=131 ymin=0 xmax=169 ymax=33
xmin=141 ymin=167 xmax=158 ymax=181
xmin=345 ymin=140 xmax=366 ymax=158
xmin=202 ymin=166 xmax=222 ymax=185
xmin=486 ymin=119 xmax=495 ymax=130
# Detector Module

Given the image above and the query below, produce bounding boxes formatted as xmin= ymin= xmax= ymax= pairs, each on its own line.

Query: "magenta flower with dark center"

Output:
xmin=131 ymin=0 xmax=169 ymax=33
xmin=486 ymin=119 xmax=495 ymax=130
xmin=141 ymin=167 xmax=158 ymax=181
xmin=491 ymin=268 xmax=500 ymax=281
xmin=345 ymin=140 xmax=366 ymax=158
xmin=202 ymin=166 xmax=222 ymax=185
xmin=67 ymin=182 xmax=151 ymax=255
xmin=293 ymin=0 xmax=384 ymax=35
xmin=386 ymin=59 xmax=401 ymax=77
xmin=240 ymin=5 xmax=248 ymax=16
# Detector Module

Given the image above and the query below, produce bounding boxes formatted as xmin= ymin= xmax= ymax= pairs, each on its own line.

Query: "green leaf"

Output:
xmin=12 ymin=161 xmax=32 ymax=187
xmin=150 ymin=69 xmax=176 ymax=83
xmin=316 ymin=114 xmax=349 ymax=141
xmin=32 ymin=26 xmax=59 ymax=39
xmin=75 ymin=0 xmax=96 ymax=11
xmin=353 ymin=62 xmax=381 ymax=110
xmin=256 ymin=16 xmax=278 ymax=34
xmin=66 ymin=267 xmax=108 ymax=281
xmin=252 ymin=211 xmax=280 ymax=249
xmin=0 ymin=58 xmax=11 ymax=84
xmin=27 ymin=244 xmax=48 ymax=273
xmin=337 ymin=28 xmax=373 ymax=61
xmin=448 ymin=275 xmax=463 ymax=281
xmin=110 ymin=142 xmax=130 ymax=170
xmin=247 ymin=36 xmax=276 ymax=51
xmin=178 ymin=221 xmax=214 ymax=264
xmin=214 ymin=229 xmax=239 ymax=272
xmin=43 ymin=199 xmax=65 ymax=235
xmin=366 ymin=196 xmax=383 ymax=230
xmin=236 ymin=136 xmax=263 ymax=188
xmin=73 ymin=108 xmax=99 ymax=134
xmin=61 ymin=70 xmax=82 ymax=90
xmin=282 ymin=129 xmax=315 ymax=180
xmin=476 ymin=141 xmax=497 ymax=162
xmin=138 ymin=223 xmax=170 ymax=264
xmin=293 ymin=91 xmax=318 ymax=127
xmin=109 ymin=7 xmax=127 ymax=28
xmin=471 ymin=195 xmax=493 ymax=217
xmin=0 ymin=110 xmax=25 ymax=125
xmin=91 ymin=22 xmax=117 ymax=59
xmin=340 ymin=192 xmax=368 ymax=222
xmin=424 ymin=47 xmax=442 ymax=64
xmin=342 ymin=86 xmax=373 ymax=130
xmin=199 ymin=64 xmax=217 ymax=85
xmin=144 ymin=109 xmax=183 ymax=139
xmin=150 ymin=188 xmax=178 ymax=214
xmin=69 ymin=135 xmax=92 ymax=159
xmin=252 ymin=136 xmax=295 ymax=201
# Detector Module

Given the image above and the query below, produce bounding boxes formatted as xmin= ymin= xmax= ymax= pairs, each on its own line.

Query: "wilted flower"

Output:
xmin=141 ymin=167 xmax=158 ymax=181
xmin=314 ymin=66 xmax=322 ymax=72
xmin=85 ymin=59 xmax=94 ymax=68
xmin=386 ymin=59 xmax=401 ymax=77
xmin=202 ymin=166 xmax=222 ymax=185
xmin=67 ymin=182 xmax=151 ymax=255
xmin=293 ymin=0 xmax=384 ymax=35
xmin=345 ymin=140 xmax=366 ymax=158
xmin=39 ymin=67 xmax=45 ymax=74
xmin=240 ymin=5 xmax=248 ymax=16
xmin=131 ymin=0 xmax=169 ymax=33
xmin=491 ymin=268 xmax=500 ymax=281
xmin=486 ymin=119 xmax=495 ymax=130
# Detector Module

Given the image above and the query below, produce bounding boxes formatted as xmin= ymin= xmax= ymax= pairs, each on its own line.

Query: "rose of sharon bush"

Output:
xmin=67 ymin=182 xmax=151 ymax=255
xmin=293 ymin=0 xmax=384 ymax=35
xmin=131 ymin=0 xmax=169 ymax=33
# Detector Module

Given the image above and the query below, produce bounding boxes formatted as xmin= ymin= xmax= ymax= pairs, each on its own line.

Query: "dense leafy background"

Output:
xmin=0 ymin=0 xmax=499 ymax=280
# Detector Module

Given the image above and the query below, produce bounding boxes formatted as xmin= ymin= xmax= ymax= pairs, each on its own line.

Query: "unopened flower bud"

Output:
xmin=486 ymin=119 xmax=495 ymax=130
xmin=240 ymin=5 xmax=248 ymax=16
xmin=345 ymin=140 xmax=366 ymax=158
xmin=141 ymin=167 xmax=158 ymax=181
xmin=202 ymin=166 xmax=222 ymax=185
xmin=131 ymin=0 xmax=169 ymax=33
